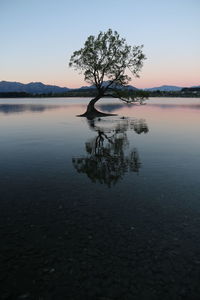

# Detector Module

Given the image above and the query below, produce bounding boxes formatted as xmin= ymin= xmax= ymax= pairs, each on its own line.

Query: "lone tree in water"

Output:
xmin=69 ymin=29 xmax=147 ymax=118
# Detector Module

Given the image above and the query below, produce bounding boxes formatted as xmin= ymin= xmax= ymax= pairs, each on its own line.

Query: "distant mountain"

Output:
xmin=120 ymin=84 xmax=138 ymax=91
xmin=0 ymin=81 xmax=71 ymax=94
xmin=145 ymin=85 xmax=183 ymax=92
xmin=1 ymin=81 xmax=199 ymax=94
xmin=78 ymin=85 xmax=96 ymax=90
xmin=79 ymin=81 xmax=138 ymax=91
xmin=0 ymin=80 xmax=138 ymax=94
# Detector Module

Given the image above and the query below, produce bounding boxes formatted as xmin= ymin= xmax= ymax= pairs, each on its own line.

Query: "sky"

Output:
xmin=0 ymin=0 xmax=199 ymax=89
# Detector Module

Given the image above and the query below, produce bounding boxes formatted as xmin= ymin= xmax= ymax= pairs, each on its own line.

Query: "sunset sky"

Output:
xmin=1 ymin=0 xmax=199 ymax=89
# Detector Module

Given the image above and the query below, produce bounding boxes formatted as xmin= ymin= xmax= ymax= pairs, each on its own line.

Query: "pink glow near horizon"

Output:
xmin=5 ymin=73 xmax=198 ymax=89
xmin=54 ymin=78 xmax=200 ymax=89
xmin=45 ymin=64 xmax=200 ymax=89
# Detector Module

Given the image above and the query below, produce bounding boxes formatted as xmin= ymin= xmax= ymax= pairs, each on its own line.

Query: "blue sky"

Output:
xmin=1 ymin=0 xmax=199 ymax=88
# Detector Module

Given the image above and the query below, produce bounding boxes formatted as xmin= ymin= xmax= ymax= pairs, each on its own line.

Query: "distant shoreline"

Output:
xmin=0 ymin=88 xmax=200 ymax=99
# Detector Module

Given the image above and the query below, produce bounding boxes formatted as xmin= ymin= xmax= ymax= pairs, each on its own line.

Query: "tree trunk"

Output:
xmin=84 ymin=95 xmax=102 ymax=114
xmin=77 ymin=95 xmax=114 ymax=119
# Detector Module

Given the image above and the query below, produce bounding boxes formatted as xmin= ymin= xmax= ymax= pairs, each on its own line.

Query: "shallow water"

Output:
xmin=0 ymin=97 xmax=200 ymax=299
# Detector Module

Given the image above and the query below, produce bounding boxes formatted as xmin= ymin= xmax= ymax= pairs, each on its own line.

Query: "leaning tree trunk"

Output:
xmin=83 ymin=95 xmax=101 ymax=115
xmin=78 ymin=95 xmax=115 ymax=119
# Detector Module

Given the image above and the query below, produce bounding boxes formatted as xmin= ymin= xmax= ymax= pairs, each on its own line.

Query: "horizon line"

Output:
xmin=0 ymin=80 xmax=199 ymax=90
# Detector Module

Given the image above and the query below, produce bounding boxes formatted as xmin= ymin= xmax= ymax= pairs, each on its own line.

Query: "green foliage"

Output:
xmin=69 ymin=29 xmax=146 ymax=99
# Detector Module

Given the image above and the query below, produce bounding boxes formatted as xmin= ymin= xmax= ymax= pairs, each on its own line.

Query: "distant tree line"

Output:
xmin=148 ymin=87 xmax=200 ymax=98
xmin=0 ymin=92 xmax=32 ymax=98
xmin=0 ymin=90 xmax=97 ymax=98
xmin=0 ymin=87 xmax=199 ymax=98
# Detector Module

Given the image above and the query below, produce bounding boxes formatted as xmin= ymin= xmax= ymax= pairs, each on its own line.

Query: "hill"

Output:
xmin=0 ymin=81 xmax=71 ymax=94
xmin=145 ymin=85 xmax=183 ymax=92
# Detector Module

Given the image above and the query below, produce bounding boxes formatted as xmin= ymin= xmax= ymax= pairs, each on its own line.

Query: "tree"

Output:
xmin=69 ymin=29 xmax=148 ymax=118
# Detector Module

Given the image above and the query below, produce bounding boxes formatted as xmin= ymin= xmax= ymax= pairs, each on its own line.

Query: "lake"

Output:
xmin=1 ymin=97 xmax=200 ymax=299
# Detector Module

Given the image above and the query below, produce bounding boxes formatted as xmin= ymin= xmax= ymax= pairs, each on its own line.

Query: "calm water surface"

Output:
xmin=0 ymin=97 xmax=200 ymax=299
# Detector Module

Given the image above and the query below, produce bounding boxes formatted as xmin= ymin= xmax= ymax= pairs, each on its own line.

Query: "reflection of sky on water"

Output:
xmin=146 ymin=103 xmax=200 ymax=110
xmin=0 ymin=97 xmax=200 ymax=197
xmin=0 ymin=104 xmax=62 ymax=114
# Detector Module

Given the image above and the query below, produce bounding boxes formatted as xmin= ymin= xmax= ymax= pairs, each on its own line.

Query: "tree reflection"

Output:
xmin=72 ymin=118 xmax=149 ymax=187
